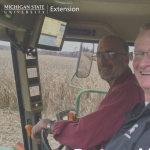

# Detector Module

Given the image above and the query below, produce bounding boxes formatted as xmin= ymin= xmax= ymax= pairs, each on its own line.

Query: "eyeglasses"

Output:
xmin=133 ymin=51 xmax=150 ymax=61
xmin=93 ymin=52 xmax=127 ymax=61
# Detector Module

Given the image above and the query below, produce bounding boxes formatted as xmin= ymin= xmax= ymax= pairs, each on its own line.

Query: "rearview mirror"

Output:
xmin=76 ymin=42 xmax=94 ymax=78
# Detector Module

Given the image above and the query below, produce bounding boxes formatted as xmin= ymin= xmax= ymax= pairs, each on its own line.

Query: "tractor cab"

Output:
xmin=0 ymin=0 xmax=150 ymax=150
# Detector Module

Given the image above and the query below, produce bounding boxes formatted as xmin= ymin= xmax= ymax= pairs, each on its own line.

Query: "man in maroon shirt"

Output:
xmin=31 ymin=35 xmax=144 ymax=150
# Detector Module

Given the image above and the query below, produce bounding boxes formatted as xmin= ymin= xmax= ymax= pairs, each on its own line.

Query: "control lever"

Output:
xmin=25 ymin=125 xmax=33 ymax=150
xmin=68 ymin=111 xmax=79 ymax=123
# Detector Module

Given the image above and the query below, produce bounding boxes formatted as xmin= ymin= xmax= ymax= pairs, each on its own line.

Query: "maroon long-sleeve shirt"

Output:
xmin=53 ymin=68 xmax=144 ymax=150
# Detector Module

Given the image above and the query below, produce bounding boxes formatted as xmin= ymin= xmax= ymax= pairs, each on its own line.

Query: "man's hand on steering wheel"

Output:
xmin=31 ymin=119 xmax=56 ymax=144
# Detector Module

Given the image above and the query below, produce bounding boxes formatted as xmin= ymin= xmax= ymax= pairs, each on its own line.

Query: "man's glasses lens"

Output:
xmin=105 ymin=52 xmax=115 ymax=59
xmin=96 ymin=52 xmax=115 ymax=60
xmin=133 ymin=51 xmax=150 ymax=61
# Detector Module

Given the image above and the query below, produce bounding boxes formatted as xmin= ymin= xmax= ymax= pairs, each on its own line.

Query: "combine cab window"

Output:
xmin=0 ymin=41 xmax=23 ymax=148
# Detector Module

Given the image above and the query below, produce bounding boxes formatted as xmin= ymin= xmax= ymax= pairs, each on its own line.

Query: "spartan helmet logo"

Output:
xmin=128 ymin=124 xmax=138 ymax=134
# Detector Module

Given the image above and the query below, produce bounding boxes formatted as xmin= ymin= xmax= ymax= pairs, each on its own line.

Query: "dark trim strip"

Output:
xmin=65 ymin=38 xmax=99 ymax=43
xmin=10 ymin=43 xmax=29 ymax=150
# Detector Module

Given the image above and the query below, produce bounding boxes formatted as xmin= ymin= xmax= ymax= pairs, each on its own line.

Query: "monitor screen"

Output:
xmin=38 ymin=17 xmax=67 ymax=48
xmin=30 ymin=14 xmax=69 ymax=51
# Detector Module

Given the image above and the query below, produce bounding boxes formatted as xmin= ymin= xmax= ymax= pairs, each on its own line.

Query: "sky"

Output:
xmin=0 ymin=40 xmax=81 ymax=52
xmin=0 ymin=41 xmax=10 ymax=46
xmin=61 ymin=41 xmax=81 ymax=52
xmin=0 ymin=40 xmax=134 ymax=52
xmin=62 ymin=41 xmax=98 ymax=52
xmin=0 ymin=40 xmax=97 ymax=52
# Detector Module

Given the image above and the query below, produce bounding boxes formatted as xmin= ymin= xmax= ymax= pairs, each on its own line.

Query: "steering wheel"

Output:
xmin=41 ymin=128 xmax=64 ymax=150
xmin=25 ymin=125 xmax=64 ymax=150
xmin=41 ymin=129 xmax=52 ymax=150
xmin=41 ymin=110 xmax=78 ymax=150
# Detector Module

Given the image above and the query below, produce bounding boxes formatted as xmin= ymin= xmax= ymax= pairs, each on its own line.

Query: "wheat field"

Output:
xmin=0 ymin=50 xmax=109 ymax=148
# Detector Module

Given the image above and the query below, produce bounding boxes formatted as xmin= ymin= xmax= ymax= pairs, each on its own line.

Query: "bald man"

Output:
xmin=31 ymin=35 xmax=144 ymax=150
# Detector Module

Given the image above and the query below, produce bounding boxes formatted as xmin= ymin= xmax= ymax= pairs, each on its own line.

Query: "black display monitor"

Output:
xmin=30 ymin=14 xmax=69 ymax=51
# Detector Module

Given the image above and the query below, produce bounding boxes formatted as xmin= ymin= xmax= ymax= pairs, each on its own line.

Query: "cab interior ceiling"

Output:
xmin=0 ymin=0 xmax=150 ymax=43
